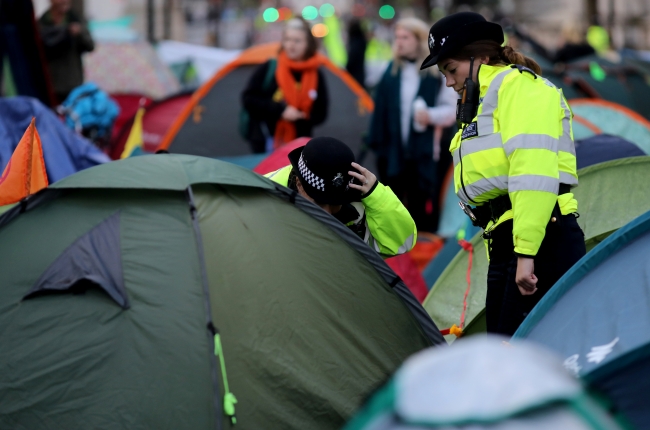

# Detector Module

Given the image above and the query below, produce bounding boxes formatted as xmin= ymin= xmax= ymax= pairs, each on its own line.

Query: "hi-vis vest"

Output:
xmin=265 ymin=165 xmax=416 ymax=258
xmin=451 ymin=64 xmax=579 ymax=256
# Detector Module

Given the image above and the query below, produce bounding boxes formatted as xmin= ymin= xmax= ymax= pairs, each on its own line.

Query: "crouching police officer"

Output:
xmin=266 ymin=137 xmax=417 ymax=258
xmin=420 ymin=12 xmax=586 ymax=335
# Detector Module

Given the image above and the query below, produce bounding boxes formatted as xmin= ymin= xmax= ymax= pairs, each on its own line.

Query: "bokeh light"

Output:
xmin=311 ymin=23 xmax=330 ymax=38
xmin=319 ymin=3 xmax=335 ymax=18
xmin=378 ymin=5 xmax=395 ymax=20
xmin=278 ymin=7 xmax=293 ymax=21
xmin=302 ymin=6 xmax=319 ymax=21
xmin=263 ymin=7 xmax=279 ymax=23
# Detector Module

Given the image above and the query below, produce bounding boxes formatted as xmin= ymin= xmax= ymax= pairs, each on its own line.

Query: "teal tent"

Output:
xmin=569 ymin=99 xmax=650 ymax=149
xmin=0 ymin=154 xmax=442 ymax=429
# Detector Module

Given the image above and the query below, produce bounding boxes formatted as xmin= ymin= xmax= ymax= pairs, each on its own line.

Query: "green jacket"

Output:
xmin=266 ymin=166 xmax=417 ymax=258
xmin=452 ymin=64 xmax=579 ymax=256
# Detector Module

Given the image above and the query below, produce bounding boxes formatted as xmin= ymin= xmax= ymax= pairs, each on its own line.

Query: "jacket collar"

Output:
xmin=477 ymin=64 xmax=510 ymax=97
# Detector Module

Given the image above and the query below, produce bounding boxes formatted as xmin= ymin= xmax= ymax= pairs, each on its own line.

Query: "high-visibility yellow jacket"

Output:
xmin=266 ymin=165 xmax=417 ymax=258
xmin=451 ymin=64 xmax=579 ymax=256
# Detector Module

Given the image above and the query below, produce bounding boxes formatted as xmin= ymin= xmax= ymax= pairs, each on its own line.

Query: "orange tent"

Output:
xmin=157 ymin=43 xmax=374 ymax=158
xmin=0 ymin=118 xmax=48 ymax=206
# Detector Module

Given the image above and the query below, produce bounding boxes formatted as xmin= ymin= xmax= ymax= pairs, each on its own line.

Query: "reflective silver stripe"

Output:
xmin=509 ymin=175 xmax=559 ymax=193
xmin=541 ymin=76 xmax=557 ymax=90
xmin=452 ymin=150 xmax=460 ymax=167
xmin=503 ymin=134 xmax=558 ymax=157
xmin=363 ymin=222 xmax=372 ymax=244
xmin=461 ymin=133 xmax=503 ymax=157
xmin=558 ymin=138 xmax=575 ymax=155
xmin=459 ymin=176 xmax=508 ymax=202
xmin=454 ymin=134 xmax=502 ymax=169
xmin=477 ymin=68 xmax=516 ymax=135
xmin=372 ymin=236 xmax=381 ymax=253
xmin=397 ymin=234 xmax=415 ymax=254
xmin=558 ymin=96 xmax=576 ymax=156
xmin=560 ymin=171 xmax=579 ymax=186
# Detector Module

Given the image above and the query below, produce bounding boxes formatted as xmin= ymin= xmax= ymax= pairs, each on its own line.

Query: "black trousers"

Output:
xmin=485 ymin=212 xmax=586 ymax=336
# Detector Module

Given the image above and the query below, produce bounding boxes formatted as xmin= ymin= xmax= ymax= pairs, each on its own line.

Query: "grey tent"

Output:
xmin=345 ymin=337 xmax=625 ymax=429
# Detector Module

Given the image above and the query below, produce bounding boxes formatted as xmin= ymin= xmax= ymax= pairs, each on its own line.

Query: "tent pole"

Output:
xmin=163 ymin=0 xmax=172 ymax=40
xmin=147 ymin=0 xmax=155 ymax=44
xmin=185 ymin=186 xmax=224 ymax=430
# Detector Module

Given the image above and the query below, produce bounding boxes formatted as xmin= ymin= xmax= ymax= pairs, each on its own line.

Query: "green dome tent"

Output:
xmin=424 ymin=157 xmax=650 ymax=343
xmin=0 ymin=155 xmax=443 ymax=429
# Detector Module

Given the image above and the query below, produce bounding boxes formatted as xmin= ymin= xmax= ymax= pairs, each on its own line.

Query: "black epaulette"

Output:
xmin=511 ymin=64 xmax=537 ymax=79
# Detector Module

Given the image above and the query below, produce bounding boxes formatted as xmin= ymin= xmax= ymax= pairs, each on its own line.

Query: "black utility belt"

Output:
xmin=459 ymin=184 xmax=571 ymax=229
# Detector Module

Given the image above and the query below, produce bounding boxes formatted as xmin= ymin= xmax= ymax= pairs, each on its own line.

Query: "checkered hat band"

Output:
xmin=298 ymin=154 xmax=325 ymax=192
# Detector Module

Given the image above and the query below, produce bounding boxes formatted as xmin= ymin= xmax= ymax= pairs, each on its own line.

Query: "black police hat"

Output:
xmin=288 ymin=137 xmax=361 ymax=205
xmin=421 ymin=12 xmax=504 ymax=70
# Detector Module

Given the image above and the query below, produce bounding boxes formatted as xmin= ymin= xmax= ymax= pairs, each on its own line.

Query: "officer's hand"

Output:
xmin=516 ymin=257 xmax=538 ymax=295
xmin=348 ymin=162 xmax=377 ymax=195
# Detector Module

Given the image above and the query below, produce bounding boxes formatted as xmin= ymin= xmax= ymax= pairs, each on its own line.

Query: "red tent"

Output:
xmin=109 ymin=92 xmax=191 ymax=159
xmin=110 ymin=94 xmax=153 ymax=145
xmin=253 ymin=138 xmax=310 ymax=174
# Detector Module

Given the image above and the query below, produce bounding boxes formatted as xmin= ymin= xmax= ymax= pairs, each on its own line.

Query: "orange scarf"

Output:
xmin=274 ymin=51 xmax=325 ymax=148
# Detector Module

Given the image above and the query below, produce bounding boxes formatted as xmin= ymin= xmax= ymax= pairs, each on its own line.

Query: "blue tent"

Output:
xmin=575 ymin=134 xmax=646 ymax=169
xmin=0 ymin=97 xmax=109 ymax=183
xmin=514 ymin=210 xmax=650 ymax=429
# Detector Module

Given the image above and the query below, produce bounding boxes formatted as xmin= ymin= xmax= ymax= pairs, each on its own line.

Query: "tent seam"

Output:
xmin=186 ymin=185 xmax=223 ymax=430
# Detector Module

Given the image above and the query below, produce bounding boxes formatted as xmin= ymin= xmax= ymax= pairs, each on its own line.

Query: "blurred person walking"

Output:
xmin=38 ymin=0 xmax=94 ymax=104
xmin=242 ymin=18 xmax=329 ymax=153
xmin=346 ymin=19 xmax=368 ymax=88
xmin=367 ymin=18 xmax=457 ymax=232
xmin=422 ymin=12 xmax=585 ymax=336
xmin=514 ymin=24 xmax=595 ymax=64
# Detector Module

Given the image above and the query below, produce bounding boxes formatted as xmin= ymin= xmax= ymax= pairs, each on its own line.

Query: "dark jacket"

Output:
xmin=367 ymin=61 xmax=450 ymax=191
xmin=39 ymin=9 xmax=94 ymax=100
xmin=346 ymin=21 xmax=367 ymax=88
xmin=242 ymin=60 xmax=329 ymax=153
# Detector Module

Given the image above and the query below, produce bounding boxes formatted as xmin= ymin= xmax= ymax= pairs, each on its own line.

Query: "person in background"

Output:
xmin=242 ymin=18 xmax=329 ymax=153
xmin=346 ymin=19 xmax=368 ymax=88
xmin=367 ymin=17 xmax=457 ymax=232
xmin=38 ymin=0 xmax=94 ymax=104
xmin=514 ymin=24 xmax=595 ymax=64
xmin=265 ymin=137 xmax=416 ymax=258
